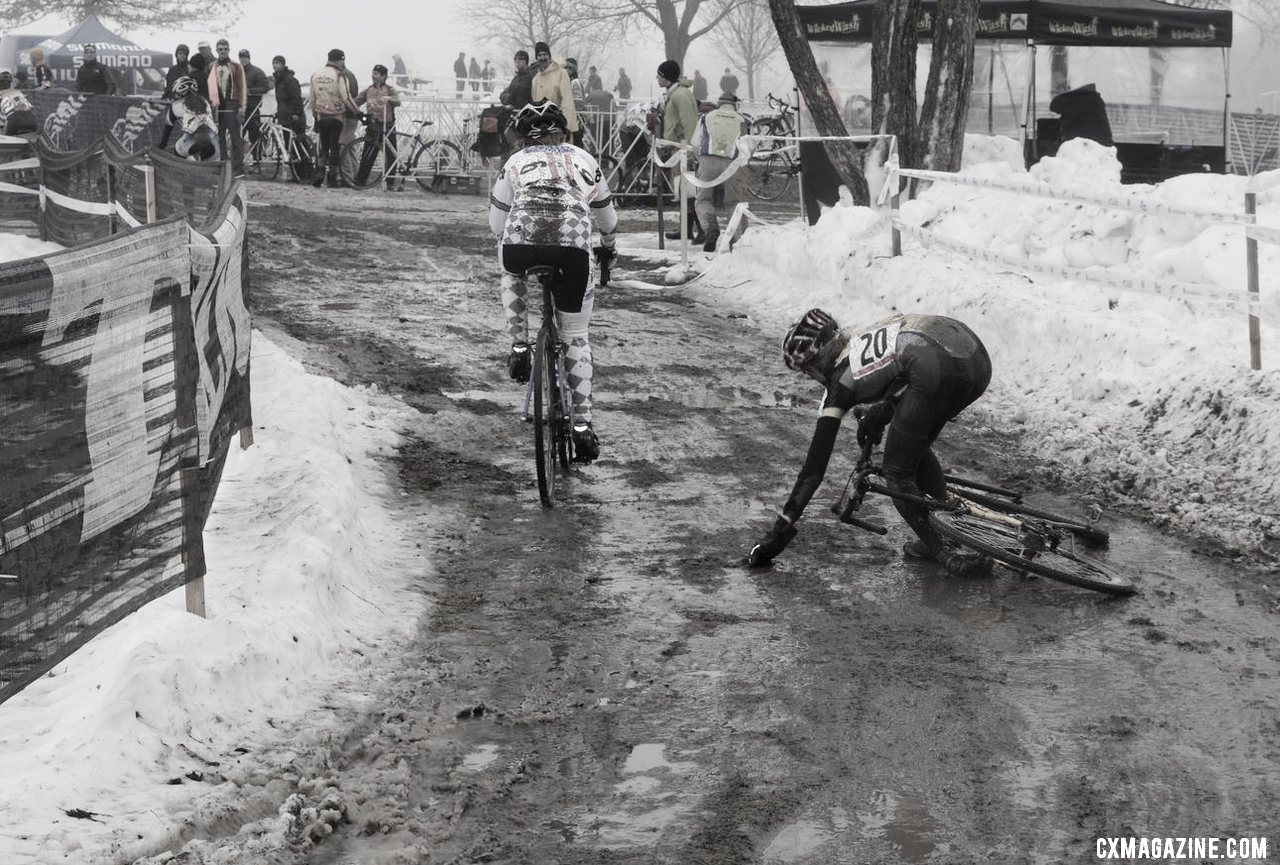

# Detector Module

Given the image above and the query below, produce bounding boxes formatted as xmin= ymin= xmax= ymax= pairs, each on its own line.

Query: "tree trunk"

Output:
xmin=915 ymin=0 xmax=978 ymax=172
xmin=871 ymin=0 xmax=922 ymax=170
xmin=766 ymin=0 xmax=870 ymax=205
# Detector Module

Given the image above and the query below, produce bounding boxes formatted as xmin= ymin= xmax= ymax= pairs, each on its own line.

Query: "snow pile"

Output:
xmin=0 ymin=232 xmax=64 ymax=263
xmin=0 ymin=334 xmax=429 ymax=864
xmin=701 ymin=137 xmax=1280 ymax=554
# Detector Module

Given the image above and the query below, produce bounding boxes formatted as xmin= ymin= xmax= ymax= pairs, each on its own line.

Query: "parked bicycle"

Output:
xmin=245 ymin=113 xmax=314 ymax=183
xmin=744 ymin=92 xmax=801 ymax=200
xmin=339 ymin=117 xmax=456 ymax=191
xmin=828 ymin=414 xmax=1134 ymax=595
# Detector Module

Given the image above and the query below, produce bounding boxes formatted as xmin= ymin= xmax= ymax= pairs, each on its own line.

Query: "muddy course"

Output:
xmin=169 ymin=182 xmax=1280 ymax=865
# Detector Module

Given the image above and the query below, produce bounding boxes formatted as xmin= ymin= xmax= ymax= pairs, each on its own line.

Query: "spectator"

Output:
xmin=565 ymin=57 xmax=587 ymax=146
xmin=13 ymin=69 xmax=31 ymax=91
xmin=0 ymin=71 xmax=38 ymax=135
xmin=337 ymin=57 xmax=361 ymax=181
xmin=454 ymin=52 xmax=466 ymax=97
xmin=1050 ymin=82 xmax=1114 ymax=148
xmin=75 ymin=44 xmax=117 ymax=95
xmin=719 ymin=66 xmax=739 ymax=98
xmin=500 ymin=50 xmax=533 ymax=109
xmin=469 ymin=56 xmax=482 ymax=93
xmin=164 ymin=44 xmax=191 ymax=98
xmin=309 ymin=48 xmax=360 ymax=188
xmin=194 ymin=41 xmax=215 ymax=98
xmin=616 ymin=67 xmax=631 ymax=101
xmin=586 ymin=65 xmax=602 ymax=93
xmin=529 ymin=42 xmax=578 ymax=141
xmin=30 ymin=47 xmax=51 ymax=89
xmin=354 ymin=63 xmax=401 ymax=188
xmin=692 ymin=69 xmax=708 ymax=103
xmin=584 ymin=82 xmax=614 ymax=153
xmin=207 ymin=39 xmax=247 ymax=174
xmin=657 ymin=59 xmax=701 ymax=243
xmin=482 ymin=59 xmax=495 ymax=94
xmin=391 ymin=53 xmax=409 ymax=90
xmin=272 ymin=55 xmax=307 ymax=143
xmin=691 ymin=91 xmax=747 ymax=252
xmin=239 ymin=49 xmax=271 ymax=149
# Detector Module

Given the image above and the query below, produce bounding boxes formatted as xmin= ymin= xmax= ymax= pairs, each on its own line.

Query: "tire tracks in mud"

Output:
xmin=201 ymin=183 xmax=1280 ymax=865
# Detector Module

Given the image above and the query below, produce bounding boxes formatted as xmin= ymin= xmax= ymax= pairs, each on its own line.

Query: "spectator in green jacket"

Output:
xmin=657 ymin=59 xmax=701 ymax=243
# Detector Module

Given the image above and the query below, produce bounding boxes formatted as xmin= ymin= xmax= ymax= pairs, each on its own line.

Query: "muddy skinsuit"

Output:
xmin=782 ymin=313 xmax=992 ymax=553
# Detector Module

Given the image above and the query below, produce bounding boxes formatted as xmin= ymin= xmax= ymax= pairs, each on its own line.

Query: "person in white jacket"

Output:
xmin=691 ymin=92 xmax=749 ymax=252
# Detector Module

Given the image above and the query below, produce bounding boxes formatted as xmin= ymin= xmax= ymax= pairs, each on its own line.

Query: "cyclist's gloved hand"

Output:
xmin=748 ymin=516 xmax=797 ymax=566
xmin=855 ymin=399 xmax=895 ymax=449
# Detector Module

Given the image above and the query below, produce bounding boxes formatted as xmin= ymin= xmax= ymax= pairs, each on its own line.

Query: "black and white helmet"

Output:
xmin=173 ymin=76 xmax=197 ymax=96
xmin=516 ymin=99 xmax=568 ymax=140
xmin=782 ymin=308 xmax=839 ymax=373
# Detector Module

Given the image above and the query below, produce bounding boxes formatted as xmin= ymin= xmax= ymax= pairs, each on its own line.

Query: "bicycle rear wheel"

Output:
xmin=930 ymin=511 xmax=1135 ymax=596
xmin=533 ymin=328 xmax=558 ymax=507
xmin=340 ymin=138 xmax=385 ymax=189
xmin=747 ymin=152 xmax=792 ymax=200
xmin=248 ymin=134 xmax=282 ymax=180
xmin=412 ymin=140 xmax=465 ymax=192
xmin=952 ymin=486 xmax=1110 ymax=546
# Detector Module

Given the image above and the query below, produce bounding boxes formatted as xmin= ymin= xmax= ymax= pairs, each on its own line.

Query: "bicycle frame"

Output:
xmin=520 ymin=270 xmax=573 ymax=436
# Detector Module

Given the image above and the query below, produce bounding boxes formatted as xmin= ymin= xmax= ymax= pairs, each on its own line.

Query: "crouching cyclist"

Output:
xmin=488 ymin=99 xmax=618 ymax=463
xmin=748 ymin=309 xmax=993 ymax=575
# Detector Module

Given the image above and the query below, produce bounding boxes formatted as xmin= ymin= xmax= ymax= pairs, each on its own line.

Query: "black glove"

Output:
xmin=855 ymin=399 xmax=895 ymax=449
xmin=747 ymin=517 xmax=797 ymax=566
xmin=593 ymin=243 xmax=616 ymax=286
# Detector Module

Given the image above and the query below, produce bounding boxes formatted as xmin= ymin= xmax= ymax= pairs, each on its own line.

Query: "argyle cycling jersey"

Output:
xmin=490 ymin=143 xmax=614 ymax=251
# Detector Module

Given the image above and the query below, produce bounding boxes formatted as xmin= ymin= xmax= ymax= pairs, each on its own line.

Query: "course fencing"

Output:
xmin=883 ymin=162 xmax=1273 ymax=369
xmin=0 ymin=94 xmax=251 ymax=706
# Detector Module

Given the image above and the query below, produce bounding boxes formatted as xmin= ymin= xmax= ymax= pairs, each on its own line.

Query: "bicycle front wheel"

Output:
xmin=747 ymin=152 xmax=792 ymax=201
xmin=412 ymin=140 xmax=464 ymax=192
xmin=930 ymin=511 xmax=1135 ymax=596
xmin=340 ymin=138 xmax=385 ymax=189
xmin=533 ymin=329 xmax=558 ymax=507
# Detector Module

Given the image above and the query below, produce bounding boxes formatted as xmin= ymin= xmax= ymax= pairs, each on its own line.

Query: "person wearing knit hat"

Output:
xmin=164 ymin=43 xmax=192 ymax=98
xmin=656 ymin=58 xmax=702 ymax=243
xmin=500 ymin=49 xmax=533 ymax=111
xmin=528 ymin=41 xmax=578 ymax=135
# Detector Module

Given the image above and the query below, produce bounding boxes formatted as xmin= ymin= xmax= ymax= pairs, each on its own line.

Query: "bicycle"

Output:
xmin=519 ymin=250 xmax=613 ymax=507
xmin=339 ymin=117 xmax=460 ymax=191
xmin=744 ymin=93 xmax=801 ymax=200
xmin=826 ymin=411 xmax=1135 ymax=595
xmin=245 ymin=113 xmax=314 ymax=183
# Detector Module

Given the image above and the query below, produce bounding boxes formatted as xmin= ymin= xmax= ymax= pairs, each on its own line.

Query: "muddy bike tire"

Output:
xmin=248 ymin=134 xmax=283 ymax=180
xmin=950 ymin=485 xmax=1110 ymax=546
xmin=412 ymin=140 xmax=465 ymax=192
xmin=929 ymin=511 xmax=1135 ymax=596
xmin=533 ymin=328 xmax=558 ymax=507
xmin=747 ymin=151 xmax=793 ymax=201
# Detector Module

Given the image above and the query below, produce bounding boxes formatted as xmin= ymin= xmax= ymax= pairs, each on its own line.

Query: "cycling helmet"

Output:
xmin=516 ymin=99 xmax=568 ymax=140
xmin=173 ymin=76 xmax=197 ymax=96
xmin=782 ymin=308 xmax=839 ymax=373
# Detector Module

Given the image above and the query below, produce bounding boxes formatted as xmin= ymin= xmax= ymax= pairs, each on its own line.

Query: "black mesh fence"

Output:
xmin=0 ymin=137 xmax=40 ymax=224
xmin=36 ymin=137 xmax=114 ymax=247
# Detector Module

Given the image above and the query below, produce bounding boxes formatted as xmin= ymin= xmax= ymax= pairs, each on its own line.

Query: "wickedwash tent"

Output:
xmin=798 ymin=0 xmax=1233 ymax=155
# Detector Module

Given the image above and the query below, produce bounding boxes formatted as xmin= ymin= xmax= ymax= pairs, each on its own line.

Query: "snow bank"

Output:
xmin=0 ymin=333 xmax=429 ymax=864
xmin=699 ymin=137 xmax=1280 ymax=554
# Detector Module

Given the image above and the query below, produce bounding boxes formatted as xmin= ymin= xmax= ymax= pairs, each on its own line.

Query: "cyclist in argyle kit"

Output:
xmin=749 ymin=309 xmax=992 ymax=574
xmin=489 ymin=99 xmax=618 ymax=462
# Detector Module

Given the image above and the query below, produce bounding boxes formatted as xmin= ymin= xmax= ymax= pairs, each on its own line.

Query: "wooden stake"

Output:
xmin=1246 ymin=191 xmax=1261 ymax=371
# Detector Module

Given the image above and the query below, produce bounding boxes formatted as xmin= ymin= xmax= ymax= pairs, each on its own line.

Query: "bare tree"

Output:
xmin=707 ymin=0 xmax=781 ymax=100
xmin=915 ymin=0 xmax=979 ymax=171
xmin=871 ymin=0 xmax=922 ymax=171
xmin=589 ymin=0 xmax=748 ymax=67
xmin=766 ymin=0 xmax=870 ymax=205
xmin=0 ymin=0 xmax=237 ymax=30
xmin=463 ymin=0 xmax=617 ymax=60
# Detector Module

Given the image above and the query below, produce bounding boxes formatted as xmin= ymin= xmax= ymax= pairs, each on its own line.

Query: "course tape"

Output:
xmin=894 ymin=219 xmax=1264 ymax=317
xmin=41 ymin=186 xmax=115 ymax=216
xmin=0 ymin=181 xmax=38 ymax=195
xmin=0 ymin=157 xmax=39 ymax=172
xmin=652 ymin=133 xmax=895 ymax=191
xmin=1247 ymin=223 xmax=1280 ymax=246
xmin=892 ymin=167 xmax=1254 ymax=226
